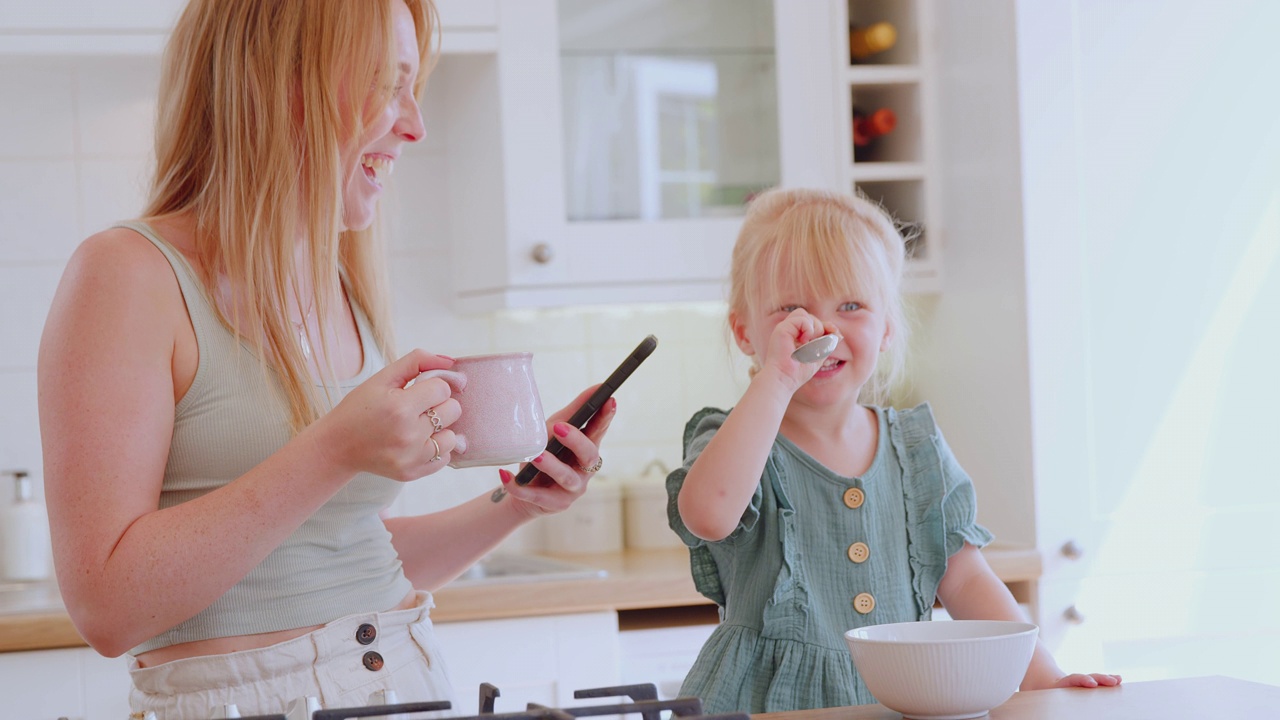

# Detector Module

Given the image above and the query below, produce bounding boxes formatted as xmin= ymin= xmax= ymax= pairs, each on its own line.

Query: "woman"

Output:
xmin=37 ymin=1 xmax=614 ymax=716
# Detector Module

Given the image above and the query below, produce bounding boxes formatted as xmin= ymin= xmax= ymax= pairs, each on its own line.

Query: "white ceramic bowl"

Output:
xmin=844 ymin=620 xmax=1038 ymax=720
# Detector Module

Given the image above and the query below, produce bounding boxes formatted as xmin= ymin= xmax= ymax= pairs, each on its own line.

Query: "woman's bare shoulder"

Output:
xmin=60 ymin=224 xmax=193 ymax=302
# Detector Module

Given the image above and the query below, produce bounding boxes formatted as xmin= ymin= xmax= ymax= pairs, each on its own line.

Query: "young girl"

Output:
xmin=666 ymin=188 xmax=1119 ymax=713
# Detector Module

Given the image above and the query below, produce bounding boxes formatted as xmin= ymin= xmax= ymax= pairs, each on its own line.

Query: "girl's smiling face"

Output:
xmin=341 ymin=0 xmax=425 ymax=232
xmin=733 ymin=278 xmax=891 ymax=408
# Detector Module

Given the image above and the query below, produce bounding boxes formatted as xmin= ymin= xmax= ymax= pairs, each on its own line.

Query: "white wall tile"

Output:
xmin=75 ymin=57 xmax=161 ymax=158
xmin=581 ymin=305 xmax=687 ymax=350
xmin=78 ymin=158 xmax=152 ymax=235
xmin=384 ymin=150 xmax=451 ymax=255
xmin=0 ymin=370 xmax=41 ymax=475
xmin=0 ymin=62 xmax=76 ymax=158
xmin=529 ymin=348 xmax=592 ymax=416
xmin=588 ymin=341 xmax=683 ymax=452
xmin=0 ymin=264 xmax=62 ymax=371
xmin=492 ymin=308 xmax=590 ymax=354
xmin=391 ymin=253 xmax=495 ymax=358
xmin=0 ymin=160 xmax=79 ymax=262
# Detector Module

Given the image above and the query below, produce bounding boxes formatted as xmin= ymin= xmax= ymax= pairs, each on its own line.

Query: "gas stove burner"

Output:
xmin=201 ymin=682 xmax=747 ymax=720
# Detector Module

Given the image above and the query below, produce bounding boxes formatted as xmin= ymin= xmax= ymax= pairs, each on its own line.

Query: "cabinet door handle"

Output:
xmin=1060 ymin=540 xmax=1084 ymax=560
xmin=531 ymin=243 xmax=555 ymax=264
xmin=1062 ymin=605 xmax=1085 ymax=625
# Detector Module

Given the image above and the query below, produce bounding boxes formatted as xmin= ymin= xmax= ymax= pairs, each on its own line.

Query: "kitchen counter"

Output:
xmin=0 ymin=544 xmax=1039 ymax=653
xmin=751 ymin=676 xmax=1280 ymax=719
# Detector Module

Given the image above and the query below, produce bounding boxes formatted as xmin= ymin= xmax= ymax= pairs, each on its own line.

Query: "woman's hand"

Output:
xmin=499 ymin=384 xmax=619 ymax=519
xmin=310 ymin=349 xmax=462 ymax=482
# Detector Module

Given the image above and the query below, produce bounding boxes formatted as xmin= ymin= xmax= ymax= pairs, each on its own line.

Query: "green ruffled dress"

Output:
xmin=665 ymin=403 xmax=994 ymax=714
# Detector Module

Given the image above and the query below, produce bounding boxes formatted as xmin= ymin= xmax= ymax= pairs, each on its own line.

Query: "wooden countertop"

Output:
xmin=0 ymin=544 xmax=1039 ymax=653
xmin=752 ymin=676 xmax=1280 ymax=719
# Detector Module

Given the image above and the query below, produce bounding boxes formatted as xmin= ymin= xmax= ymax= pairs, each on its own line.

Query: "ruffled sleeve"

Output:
xmin=933 ymin=426 xmax=995 ymax=556
xmin=889 ymin=403 xmax=995 ymax=617
xmin=666 ymin=407 xmax=765 ymax=605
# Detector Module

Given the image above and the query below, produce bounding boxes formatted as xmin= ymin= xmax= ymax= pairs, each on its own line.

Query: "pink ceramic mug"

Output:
xmin=418 ymin=352 xmax=547 ymax=469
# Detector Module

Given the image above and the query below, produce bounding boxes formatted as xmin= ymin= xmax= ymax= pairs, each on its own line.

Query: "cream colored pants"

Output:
xmin=127 ymin=592 xmax=455 ymax=719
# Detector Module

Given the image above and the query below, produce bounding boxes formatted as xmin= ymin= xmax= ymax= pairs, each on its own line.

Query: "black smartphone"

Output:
xmin=513 ymin=334 xmax=658 ymax=486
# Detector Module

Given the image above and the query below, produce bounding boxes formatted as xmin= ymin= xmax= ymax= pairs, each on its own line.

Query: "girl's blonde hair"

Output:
xmin=728 ymin=187 xmax=909 ymax=403
xmin=144 ymin=0 xmax=438 ymax=432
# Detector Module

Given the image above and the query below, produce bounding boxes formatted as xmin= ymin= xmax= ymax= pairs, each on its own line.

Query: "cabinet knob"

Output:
xmin=1062 ymin=605 xmax=1085 ymax=625
xmin=531 ymin=243 xmax=555 ymax=264
xmin=1060 ymin=540 xmax=1084 ymax=560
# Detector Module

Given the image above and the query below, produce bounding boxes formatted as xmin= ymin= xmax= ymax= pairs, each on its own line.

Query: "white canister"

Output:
xmin=1 ymin=470 xmax=52 ymax=582
xmin=622 ymin=479 xmax=683 ymax=550
xmin=543 ymin=478 xmax=624 ymax=554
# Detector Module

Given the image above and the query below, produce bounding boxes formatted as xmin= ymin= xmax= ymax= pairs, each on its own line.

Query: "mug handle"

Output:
xmin=415 ymin=369 xmax=468 ymax=455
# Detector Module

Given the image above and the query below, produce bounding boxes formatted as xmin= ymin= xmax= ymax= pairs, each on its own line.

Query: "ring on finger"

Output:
xmin=578 ymin=456 xmax=603 ymax=474
xmin=426 ymin=408 xmax=444 ymax=433
xmin=428 ymin=436 xmax=443 ymax=463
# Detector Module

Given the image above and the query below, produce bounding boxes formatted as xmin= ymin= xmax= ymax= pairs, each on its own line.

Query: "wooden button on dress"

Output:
xmin=356 ymin=623 xmax=377 ymax=645
xmin=853 ymin=592 xmax=876 ymax=614
xmin=842 ymin=487 xmax=865 ymax=509
xmin=362 ymin=650 xmax=384 ymax=671
xmin=847 ymin=541 xmax=870 ymax=564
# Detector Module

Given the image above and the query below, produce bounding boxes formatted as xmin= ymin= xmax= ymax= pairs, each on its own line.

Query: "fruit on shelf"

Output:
xmin=850 ymin=22 xmax=897 ymax=61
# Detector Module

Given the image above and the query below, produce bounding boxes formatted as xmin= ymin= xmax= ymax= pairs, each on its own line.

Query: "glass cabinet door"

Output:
xmin=557 ymin=0 xmax=781 ymax=223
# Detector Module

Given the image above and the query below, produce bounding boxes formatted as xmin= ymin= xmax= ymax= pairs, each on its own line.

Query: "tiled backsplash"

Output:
xmin=0 ymin=57 xmax=750 ymax=550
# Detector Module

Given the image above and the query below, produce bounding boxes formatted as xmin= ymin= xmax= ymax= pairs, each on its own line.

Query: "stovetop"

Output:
xmin=191 ymin=682 xmax=746 ymax=720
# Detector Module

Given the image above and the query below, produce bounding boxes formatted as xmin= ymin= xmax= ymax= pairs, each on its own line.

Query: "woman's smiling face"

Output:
xmin=341 ymin=0 xmax=425 ymax=232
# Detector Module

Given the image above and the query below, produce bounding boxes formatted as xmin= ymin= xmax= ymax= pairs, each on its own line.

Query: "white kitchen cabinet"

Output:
xmin=444 ymin=0 xmax=843 ymax=313
xmin=0 ymin=647 xmax=84 ymax=720
xmin=618 ymin=623 xmax=717 ymax=700
xmin=80 ymin=649 xmax=132 ymax=720
xmin=0 ymin=0 xmax=496 ymax=55
xmin=432 ymin=611 xmax=621 ymax=715
xmin=908 ymin=0 xmax=1280 ymax=685
xmin=0 ymin=646 xmax=129 ymax=720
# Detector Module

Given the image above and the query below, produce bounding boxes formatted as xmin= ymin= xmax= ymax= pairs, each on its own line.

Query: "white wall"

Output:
xmin=918 ymin=0 xmax=1280 ymax=686
xmin=0 ymin=55 xmax=751 ymax=552
xmin=1021 ymin=0 xmax=1280 ymax=684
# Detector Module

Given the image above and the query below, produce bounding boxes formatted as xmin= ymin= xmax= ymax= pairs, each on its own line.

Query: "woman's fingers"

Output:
xmin=501 ymin=393 xmax=619 ymax=516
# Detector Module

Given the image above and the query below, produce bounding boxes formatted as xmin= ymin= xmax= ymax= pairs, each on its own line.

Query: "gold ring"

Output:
xmin=579 ymin=456 xmax=603 ymax=474
xmin=428 ymin=436 xmax=442 ymax=463
xmin=426 ymin=408 xmax=444 ymax=433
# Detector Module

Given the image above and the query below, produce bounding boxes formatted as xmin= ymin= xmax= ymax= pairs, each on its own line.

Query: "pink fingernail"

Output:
xmin=553 ymin=423 xmax=570 ymax=438
xmin=532 ymin=455 xmax=543 ymax=464
xmin=437 ymin=354 xmax=455 ymax=362
xmin=499 ymin=469 xmax=512 ymax=484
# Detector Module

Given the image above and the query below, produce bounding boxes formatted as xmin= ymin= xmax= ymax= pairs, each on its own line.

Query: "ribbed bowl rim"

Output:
xmin=844 ymin=620 xmax=1038 ymax=645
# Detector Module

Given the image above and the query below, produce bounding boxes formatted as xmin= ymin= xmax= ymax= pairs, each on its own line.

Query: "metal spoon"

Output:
xmin=791 ymin=333 xmax=840 ymax=364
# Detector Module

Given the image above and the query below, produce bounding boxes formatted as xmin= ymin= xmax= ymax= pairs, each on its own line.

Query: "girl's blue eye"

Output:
xmin=780 ymin=305 xmax=800 ymax=313
xmin=840 ymin=301 xmax=862 ymax=311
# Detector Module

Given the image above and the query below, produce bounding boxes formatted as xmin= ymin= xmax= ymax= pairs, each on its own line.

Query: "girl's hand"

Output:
xmin=500 ymin=384 xmax=619 ymax=519
xmin=760 ymin=309 xmax=840 ymax=390
xmin=312 ymin=349 xmax=462 ymax=481
xmin=1049 ymin=673 xmax=1123 ymax=689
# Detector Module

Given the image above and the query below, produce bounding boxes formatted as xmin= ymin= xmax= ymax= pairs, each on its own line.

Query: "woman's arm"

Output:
xmin=387 ymin=387 xmax=618 ymax=589
xmin=937 ymin=543 xmax=1121 ymax=690
xmin=40 ymin=231 xmax=452 ymax=656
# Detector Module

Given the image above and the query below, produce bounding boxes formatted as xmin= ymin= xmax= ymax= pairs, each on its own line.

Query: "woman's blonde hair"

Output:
xmin=728 ymin=187 xmax=909 ymax=403
xmin=144 ymin=0 xmax=438 ymax=431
